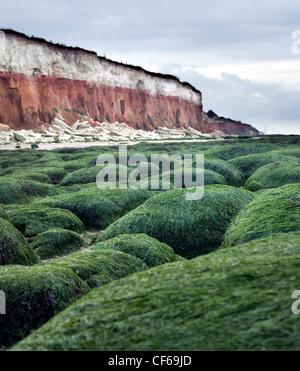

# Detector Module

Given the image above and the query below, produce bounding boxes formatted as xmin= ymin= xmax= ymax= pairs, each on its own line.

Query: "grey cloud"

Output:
xmin=160 ymin=64 xmax=300 ymax=133
xmin=0 ymin=0 xmax=299 ymax=133
xmin=1 ymin=0 xmax=299 ymax=59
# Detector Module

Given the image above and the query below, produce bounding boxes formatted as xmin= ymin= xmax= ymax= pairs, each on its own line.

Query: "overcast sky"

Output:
xmin=1 ymin=0 xmax=300 ymax=134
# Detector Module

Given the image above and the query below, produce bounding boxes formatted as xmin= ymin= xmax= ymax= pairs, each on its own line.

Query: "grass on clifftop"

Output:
xmin=0 ymin=265 xmax=90 ymax=348
xmin=97 ymin=185 xmax=255 ymax=259
xmin=0 ymin=217 xmax=40 ymax=266
xmin=245 ymin=161 xmax=300 ymax=191
xmin=7 ymin=205 xmax=85 ymax=238
xmin=31 ymin=228 xmax=86 ymax=260
xmin=222 ymin=183 xmax=300 ymax=247
xmin=95 ymin=234 xmax=184 ymax=267
xmin=11 ymin=231 xmax=300 ymax=351
xmin=46 ymin=248 xmax=148 ymax=289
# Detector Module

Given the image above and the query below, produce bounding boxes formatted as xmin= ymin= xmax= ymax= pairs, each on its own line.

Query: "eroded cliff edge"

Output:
xmin=0 ymin=29 xmax=258 ymax=135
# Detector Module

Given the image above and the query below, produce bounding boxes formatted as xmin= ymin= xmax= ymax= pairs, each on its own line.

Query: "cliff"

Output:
xmin=0 ymin=29 xmax=258 ymax=135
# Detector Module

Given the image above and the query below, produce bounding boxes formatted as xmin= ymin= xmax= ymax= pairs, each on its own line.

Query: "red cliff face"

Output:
xmin=0 ymin=29 xmax=259 ymax=136
xmin=0 ymin=72 xmax=203 ymax=131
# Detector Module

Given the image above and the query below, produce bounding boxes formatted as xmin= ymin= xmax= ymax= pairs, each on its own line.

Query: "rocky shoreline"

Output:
xmin=0 ymin=117 xmax=227 ymax=147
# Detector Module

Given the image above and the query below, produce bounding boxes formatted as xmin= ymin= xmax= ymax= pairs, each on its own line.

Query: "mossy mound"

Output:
xmin=0 ymin=150 xmax=41 ymax=169
xmin=159 ymin=168 xmax=227 ymax=189
xmin=0 ymin=178 xmax=60 ymax=204
xmin=221 ymin=231 xmax=300 ymax=256
xmin=12 ymin=232 xmax=300 ymax=351
xmin=270 ymin=148 xmax=300 ymax=159
xmin=7 ymin=206 xmax=85 ymax=238
xmin=245 ymin=181 xmax=262 ymax=192
xmin=229 ymin=152 xmax=300 ymax=178
xmin=245 ymin=162 xmax=300 ymax=190
xmin=0 ymin=264 xmax=90 ymax=347
xmin=37 ymin=187 xmax=152 ymax=230
xmin=14 ymin=171 xmax=52 ymax=184
xmin=0 ymin=218 xmax=40 ymax=266
xmin=95 ymin=234 xmax=184 ymax=267
xmin=222 ymin=183 xmax=300 ymax=247
xmin=0 ymin=206 xmax=11 ymax=222
xmin=47 ymin=249 xmax=147 ymax=288
xmin=60 ymin=166 xmax=100 ymax=186
xmin=60 ymin=163 xmax=148 ymax=187
xmin=204 ymin=158 xmax=245 ymax=187
xmin=204 ymin=142 xmax=280 ymax=160
xmin=97 ymin=185 xmax=255 ymax=259
xmin=138 ymin=178 xmax=175 ymax=191
xmin=31 ymin=228 xmax=86 ymax=260
xmin=39 ymin=167 xmax=68 ymax=184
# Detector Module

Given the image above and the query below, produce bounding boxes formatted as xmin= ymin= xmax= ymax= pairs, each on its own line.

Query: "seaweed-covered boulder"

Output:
xmin=14 ymin=171 xmax=52 ymax=184
xmin=221 ymin=231 xmax=300 ymax=256
xmin=245 ymin=181 xmax=263 ymax=192
xmin=47 ymin=249 xmax=147 ymax=288
xmin=16 ymin=167 xmax=68 ymax=184
xmin=97 ymin=185 xmax=255 ymax=259
xmin=222 ymin=183 xmax=300 ymax=247
xmin=229 ymin=152 xmax=300 ymax=178
xmin=204 ymin=158 xmax=245 ymax=187
xmin=139 ymin=178 xmax=175 ymax=192
xmin=245 ymin=162 xmax=300 ymax=190
xmin=60 ymin=166 xmax=100 ymax=186
xmin=40 ymin=167 xmax=68 ymax=184
xmin=31 ymin=228 xmax=86 ymax=260
xmin=0 ymin=265 xmax=90 ymax=347
xmin=12 ymin=231 xmax=300 ymax=351
xmin=205 ymin=142 xmax=280 ymax=160
xmin=0 ymin=206 xmax=10 ymax=222
xmin=36 ymin=188 xmax=153 ymax=230
xmin=59 ymin=164 xmax=128 ymax=186
xmin=95 ymin=234 xmax=184 ymax=267
xmin=159 ymin=168 xmax=227 ymax=189
xmin=0 ymin=218 xmax=40 ymax=266
xmin=268 ymin=148 xmax=300 ymax=159
xmin=0 ymin=178 xmax=60 ymax=204
xmin=7 ymin=206 xmax=85 ymax=238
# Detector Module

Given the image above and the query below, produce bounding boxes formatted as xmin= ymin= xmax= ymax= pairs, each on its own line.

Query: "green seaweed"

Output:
xmin=47 ymin=248 xmax=148 ymax=288
xmin=95 ymin=233 xmax=184 ymax=267
xmin=0 ymin=217 xmax=40 ymax=266
xmin=0 ymin=264 xmax=90 ymax=347
xmin=229 ymin=152 xmax=300 ymax=178
xmin=245 ymin=161 xmax=300 ymax=190
xmin=7 ymin=206 xmax=85 ymax=238
xmin=11 ymin=231 xmax=300 ymax=351
xmin=222 ymin=183 xmax=300 ymax=247
xmin=36 ymin=187 xmax=153 ymax=230
xmin=97 ymin=185 xmax=255 ymax=259
xmin=0 ymin=178 xmax=60 ymax=204
xmin=31 ymin=228 xmax=86 ymax=259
